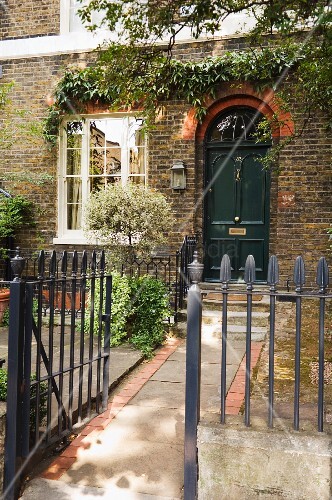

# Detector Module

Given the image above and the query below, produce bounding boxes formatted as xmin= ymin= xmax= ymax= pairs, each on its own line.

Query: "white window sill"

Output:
xmin=53 ymin=236 xmax=96 ymax=246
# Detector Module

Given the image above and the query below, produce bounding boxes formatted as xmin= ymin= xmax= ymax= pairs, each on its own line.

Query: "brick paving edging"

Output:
xmin=225 ymin=341 xmax=263 ymax=415
xmin=40 ymin=337 xmax=184 ymax=481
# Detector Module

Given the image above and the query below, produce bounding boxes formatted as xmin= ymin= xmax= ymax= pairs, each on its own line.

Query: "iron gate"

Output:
xmin=3 ymin=249 xmax=112 ymax=500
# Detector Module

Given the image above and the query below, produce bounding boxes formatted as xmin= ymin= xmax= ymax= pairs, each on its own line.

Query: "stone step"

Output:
xmin=202 ymin=310 xmax=270 ymax=327
xmin=201 ymin=323 xmax=267 ymax=342
xmin=203 ymin=301 xmax=270 ymax=313
xmin=202 ymin=292 xmax=270 ymax=311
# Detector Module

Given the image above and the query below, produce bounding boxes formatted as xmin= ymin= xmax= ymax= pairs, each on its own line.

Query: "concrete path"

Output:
xmin=20 ymin=322 xmax=260 ymax=499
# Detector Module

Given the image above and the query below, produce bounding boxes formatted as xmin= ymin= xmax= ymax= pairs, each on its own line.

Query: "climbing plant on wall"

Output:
xmin=43 ymin=44 xmax=306 ymax=144
xmin=43 ymin=1 xmax=331 ymax=145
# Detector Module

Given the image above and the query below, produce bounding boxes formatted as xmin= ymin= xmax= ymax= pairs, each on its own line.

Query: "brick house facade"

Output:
xmin=0 ymin=1 xmax=331 ymax=287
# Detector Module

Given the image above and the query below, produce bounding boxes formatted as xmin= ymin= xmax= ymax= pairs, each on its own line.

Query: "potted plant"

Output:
xmin=0 ymin=288 xmax=10 ymax=325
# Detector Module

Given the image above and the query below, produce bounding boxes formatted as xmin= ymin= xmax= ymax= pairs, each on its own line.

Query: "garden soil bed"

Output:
xmin=251 ymin=298 xmax=332 ymax=429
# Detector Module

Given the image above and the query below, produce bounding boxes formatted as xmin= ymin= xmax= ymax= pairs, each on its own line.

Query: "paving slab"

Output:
xmin=96 ymin=404 xmax=185 ymax=444
xmin=21 ymin=477 xmax=179 ymax=499
xmin=60 ymin=439 xmax=184 ymax=498
xmin=129 ymin=380 xmax=185 ymax=409
xmin=151 ymin=360 xmax=185 ymax=383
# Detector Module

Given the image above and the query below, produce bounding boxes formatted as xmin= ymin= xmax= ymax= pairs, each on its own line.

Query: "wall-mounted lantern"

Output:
xmin=170 ymin=160 xmax=186 ymax=190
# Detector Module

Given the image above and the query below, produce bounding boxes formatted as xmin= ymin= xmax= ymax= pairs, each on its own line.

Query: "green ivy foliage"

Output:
xmin=83 ymin=272 xmax=132 ymax=346
xmin=0 ymin=195 xmax=35 ymax=240
xmin=44 ymin=44 xmax=304 ymax=143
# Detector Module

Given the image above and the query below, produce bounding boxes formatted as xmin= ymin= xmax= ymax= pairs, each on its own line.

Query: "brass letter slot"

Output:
xmin=229 ymin=228 xmax=246 ymax=236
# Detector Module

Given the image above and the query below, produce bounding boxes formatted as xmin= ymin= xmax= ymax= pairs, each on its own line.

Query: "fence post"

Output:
xmin=3 ymin=250 xmax=26 ymax=500
xmin=184 ymin=251 xmax=203 ymax=500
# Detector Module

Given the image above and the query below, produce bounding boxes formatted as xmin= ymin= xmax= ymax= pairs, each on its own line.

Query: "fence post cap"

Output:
xmin=188 ymin=251 xmax=204 ymax=285
xmin=10 ymin=247 xmax=26 ymax=281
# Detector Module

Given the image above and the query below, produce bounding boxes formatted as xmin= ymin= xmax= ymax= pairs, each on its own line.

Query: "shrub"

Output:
xmin=84 ymin=273 xmax=170 ymax=356
xmin=0 ymin=306 xmax=9 ymax=326
xmin=0 ymin=195 xmax=34 ymax=240
xmin=84 ymin=182 xmax=173 ymax=266
xmin=83 ymin=272 xmax=132 ymax=346
xmin=0 ymin=369 xmax=47 ymax=430
xmin=129 ymin=275 xmax=171 ymax=357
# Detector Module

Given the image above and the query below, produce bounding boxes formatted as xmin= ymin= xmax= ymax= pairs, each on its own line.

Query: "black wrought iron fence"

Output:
xmin=184 ymin=252 xmax=332 ymax=500
xmin=3 ymin=250 xmax=112 ymax=500
xmin=121 ymin=254 xmax=172 ymax=283
xmin=175 ymin=235 xmax=197 ymax=316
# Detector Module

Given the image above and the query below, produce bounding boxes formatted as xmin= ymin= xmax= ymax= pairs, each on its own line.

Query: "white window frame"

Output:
xmin=54 ymin=113 xmax=147 ymax=245
xmin=60 ymin=0 xmax=108 ymax=35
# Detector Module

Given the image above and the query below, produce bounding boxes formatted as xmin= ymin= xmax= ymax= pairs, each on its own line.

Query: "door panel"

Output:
xmin=204 ymin=146 xmax=270 ymax=281
xmin=210 ymin=154 xmax=236 ymax=223
xmin=238 ymin=239 xmax=265 ymax=272
xmin=240 ymin=154 xmax=266 ymax=224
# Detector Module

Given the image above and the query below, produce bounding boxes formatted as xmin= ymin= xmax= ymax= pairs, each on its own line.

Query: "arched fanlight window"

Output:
xmin=207 ymin=107 xmax=270 ymax=143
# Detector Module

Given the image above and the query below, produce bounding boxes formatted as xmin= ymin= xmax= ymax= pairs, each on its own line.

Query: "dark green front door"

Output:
xmin=204 ymin=146 xmax=270 ymax=281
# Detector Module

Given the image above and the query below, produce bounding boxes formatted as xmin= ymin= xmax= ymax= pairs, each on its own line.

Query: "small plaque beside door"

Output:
xmin=229 ymin=228 xmax=246 ymax=236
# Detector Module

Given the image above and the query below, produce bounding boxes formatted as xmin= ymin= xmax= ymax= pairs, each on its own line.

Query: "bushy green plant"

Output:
xmin=83 ymin=272 xmax=132 ymax=346
xmin=0 ymin=306 xmax=9 ymax=326
xmin=0 ymin=369 xmax=47 ymax=429
xmin=129 ymin=275 xmax=171 ymax=357
xmin=0 ymin=368 xmax=8 ymax=400
xmin=84 ymin=273 xmax=170 ymax=356
xmin=0 ymin=195 xmax=35 ymax=239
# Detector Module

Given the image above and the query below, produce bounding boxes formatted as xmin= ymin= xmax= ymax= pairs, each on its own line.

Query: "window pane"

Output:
xmin=129 ymin=176 xmax=145 ymax=184
xmin=91 ymin=119 xmax=122 ymax=146
xmin=208 ymin=109 xmax=270 ymax=143
xmin=129 ymin=147 xmax=145 ymax=175
xmin=90 ymin=175 xmax=121 ymax=192
xmin=69 ymin=0 xmax=106 ymax=32
xmin=90 ymin=122 xmax=106 ymax=148
xmin=66 ymin=178 xmax=82 ymax=229
xmin=90 ymin=149 xmax=104 ymax=176
xmin=106 ymin=149 xmax=121 ymax=174
xmin=67 ymin=121 xmax=83 ymax=147
xmin=67 ymin=149 xmax=81 ymax=175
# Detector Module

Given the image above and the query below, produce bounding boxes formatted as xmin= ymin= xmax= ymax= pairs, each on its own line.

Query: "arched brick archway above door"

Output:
xmin=181 ymin=83 xmax=294 ymax=141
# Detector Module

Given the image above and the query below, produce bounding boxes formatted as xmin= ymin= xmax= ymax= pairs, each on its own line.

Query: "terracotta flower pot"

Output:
xmin=0 ymin=289 xmax=10 ymax=325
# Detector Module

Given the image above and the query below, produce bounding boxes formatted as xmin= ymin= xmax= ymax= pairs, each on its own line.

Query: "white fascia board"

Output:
xmin=0 ymin=31 xmax=115 ymax=60
xmin=0 ymin=12 xmax=256 ymax=61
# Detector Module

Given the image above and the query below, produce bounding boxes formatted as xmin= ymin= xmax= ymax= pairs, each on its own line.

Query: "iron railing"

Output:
xmin=0 ymin=249 xmax=175 ymax=315
xmin=184 ymin=252 xmax=332 ymax=500
xmin=3 ymin=250 xmax=112 ymax=500
xmin=175 ymin=235 xmax=197 ymax=316
xmin=121 ymin=254 xmax=172 ymax=286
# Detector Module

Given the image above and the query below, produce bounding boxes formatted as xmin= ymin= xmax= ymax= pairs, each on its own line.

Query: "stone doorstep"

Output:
xmin=202 ymin=310 xmax=270 ymax=327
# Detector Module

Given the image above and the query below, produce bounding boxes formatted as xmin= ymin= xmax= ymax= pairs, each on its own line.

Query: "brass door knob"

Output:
xmin=234 ymin=216 xmax=240 ymax=222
